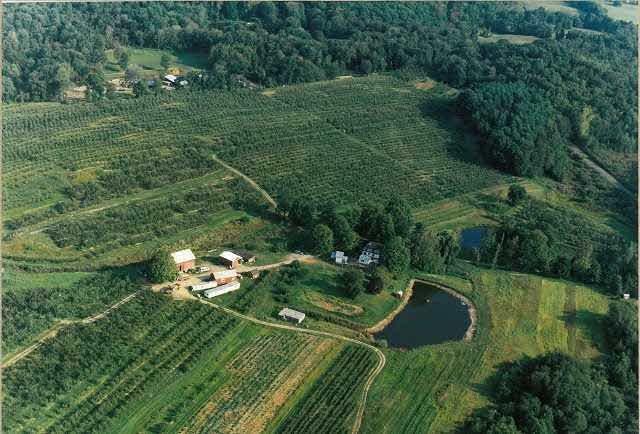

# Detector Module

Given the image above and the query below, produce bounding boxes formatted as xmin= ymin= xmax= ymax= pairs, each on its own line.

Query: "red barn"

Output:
xmin=171 ymin=249 xmax=196 ymax=272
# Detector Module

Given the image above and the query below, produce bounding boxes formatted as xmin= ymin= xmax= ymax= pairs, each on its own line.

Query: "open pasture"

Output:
xmin=361 ymin=267 xmax=611 ymax=433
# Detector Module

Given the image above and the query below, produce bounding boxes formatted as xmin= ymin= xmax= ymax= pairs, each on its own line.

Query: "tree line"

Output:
xmin=465 ymin=300 xmax=638 ymax=433
xmin=276 ymin=193 xmax=458 ymax=298
xmin=476 ymin=190 xmax=637 ymax=296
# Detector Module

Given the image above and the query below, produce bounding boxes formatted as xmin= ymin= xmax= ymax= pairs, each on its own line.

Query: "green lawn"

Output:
xmin=104 ymin=47 xmax=208 ymax=79
xmin=361 ymin=266 xmax=611 ymax=433
xmin=602 ymin=2 xmax=638 ymax=24
xmin=214 ymin=261 xmax=410 ymax=333
xmin=478 ymin=33 xmax=540 ymax=45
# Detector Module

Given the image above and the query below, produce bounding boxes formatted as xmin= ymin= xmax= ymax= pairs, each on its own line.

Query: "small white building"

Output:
xmin=203 ymin=281 xmax=241 ymax=299
xmin=332 ymin=251 xmax=348 ymax=265
xmin=358 ymin=254 xmax=373 ymax=266
xmin=164 ymin=74 xmax=178 ymax=84
xmin=278 ymin=308 xmax=306 ymax=324
xmin=623 ymin=293 xmax=631 ymax=300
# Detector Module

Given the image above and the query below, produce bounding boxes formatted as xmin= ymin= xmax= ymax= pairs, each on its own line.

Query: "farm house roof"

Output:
xmin=171 ymin=249 xmax=195 ymax=264
xmin=219 ymin=251 xmax=243 ymax=262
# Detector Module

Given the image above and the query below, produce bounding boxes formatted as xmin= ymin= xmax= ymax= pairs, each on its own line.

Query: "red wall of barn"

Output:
xmin=177 ymin=260 xmax=195 ymax=272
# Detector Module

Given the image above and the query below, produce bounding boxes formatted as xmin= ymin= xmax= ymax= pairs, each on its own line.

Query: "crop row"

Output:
xmin=186 ymin=333 xmax=318 ymax=434
xmin=276 ymin=345 xmax=378 ymax=434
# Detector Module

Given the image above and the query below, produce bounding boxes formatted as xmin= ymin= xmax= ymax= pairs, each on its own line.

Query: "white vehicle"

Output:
xmin=195 ymin=266 xmax=210 ymax=273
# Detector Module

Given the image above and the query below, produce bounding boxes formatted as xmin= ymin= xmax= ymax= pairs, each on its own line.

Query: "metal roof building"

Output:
xmin=278 ymin=308 xmax=306 ymax=324
xmin=203 ymin=281 xmax=241 ymax=299
xmin=171 ymin=249 xmax=196 ymax=272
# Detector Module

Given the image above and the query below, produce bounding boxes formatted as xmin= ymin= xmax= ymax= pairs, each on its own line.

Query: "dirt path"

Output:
xmin=569 ymin=146 xmax=632 ymax=195
xmin=2 ymin=290 xmax=142 ymax=369
xmin=212 ymin=155 xmax=278 ymax=209
xmin=197 ymin=299 xmax=385 ymax=434
xmin=235 ymin=253 xmax=318 ymax=273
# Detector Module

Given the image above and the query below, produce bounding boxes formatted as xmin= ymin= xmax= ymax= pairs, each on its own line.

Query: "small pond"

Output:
xmin=374 ymin=281 xmax=471 ymax=349
xmin=459 ymin=226 xmax=488 ymax=250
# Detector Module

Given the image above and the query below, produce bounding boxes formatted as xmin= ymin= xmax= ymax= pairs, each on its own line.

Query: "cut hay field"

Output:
xmin=361 ymin=266 xmax=611 ymax=433
xmin=3 ymin=291 xmax=378 ymax=434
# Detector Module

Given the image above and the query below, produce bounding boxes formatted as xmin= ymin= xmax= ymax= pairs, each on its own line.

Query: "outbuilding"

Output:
xmin=171 ymin=249 xmax=196 ymax=272
xmin=278 ymin=308 xmax=306 ymax=324
xmin=191 ymin=281 xmax=217 ymax=292
xmin=203 ymin=281 xmax=241 ymax=299
xmin=211 ymin=269 xmax=238 ymax=285
xmin=332 ymin=251 xmax=348 ymax=265
xmin=236 ymin=250 xmax=257 ymax=264
xmin=219 ymin=251 xmax=243 ymax=269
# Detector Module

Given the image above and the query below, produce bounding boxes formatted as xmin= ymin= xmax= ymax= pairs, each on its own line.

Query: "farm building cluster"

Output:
xmin=168 ymin=248 xmax=262 ymax=300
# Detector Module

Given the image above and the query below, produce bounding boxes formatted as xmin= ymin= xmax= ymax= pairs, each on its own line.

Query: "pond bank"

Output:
xmin=422 ymin=280 xmax=476 ymax=341
xmin=365 ymin=279 xmax=415 ymax=335
xmin=366 ymin=278 xmax=477 ymax=343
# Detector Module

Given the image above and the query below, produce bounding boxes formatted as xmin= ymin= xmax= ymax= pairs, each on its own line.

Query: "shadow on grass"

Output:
xmin=560 ymin=308 xmax=607 ymax=353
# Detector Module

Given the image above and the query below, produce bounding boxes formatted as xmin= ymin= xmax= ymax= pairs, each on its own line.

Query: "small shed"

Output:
xmin=171 ymin=249 xmax=196 ymax=272
xmin=211 ymin=269 xmax=238 ymax=285
xmin=219 ymin=251 xmax=243 ymax=269
xmin=332 ymin=251 xmax=348 ymax=265
xmin=278 ymin=308 xmax=306 ymax=324
xmin=623 ymin=293 xmax=631 ymax=300
xmin=203 ymin=281 xmax=241 ymax=299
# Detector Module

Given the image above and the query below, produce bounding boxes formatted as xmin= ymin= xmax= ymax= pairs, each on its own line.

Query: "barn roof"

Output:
xmin=212 ymin=269 xmax=238 ymax=280
xmin=171 ymin=249 xmax=195 ymax=264
xmin=219 ymin=251 xmax=243 ymax=262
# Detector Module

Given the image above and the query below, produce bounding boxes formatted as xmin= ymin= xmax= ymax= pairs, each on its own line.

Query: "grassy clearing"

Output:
xmin=602 ymin=2 xmax=639 ymax=24
xmin=215 ymin=261 xmax=410 ymax=332
xmin=478 ymin=33 xmax=540 ymax=44
xmin=361 ymin=266 xmax=611 ymax=433
xmin=104 ymin=47 xmax=208 ymax=80
xmin=522 ymin=1 xmax=579 ymax=16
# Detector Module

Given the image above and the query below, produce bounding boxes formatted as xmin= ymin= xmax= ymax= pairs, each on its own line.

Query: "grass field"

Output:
xmin=3 ymin=291 xmax=368 ymax=434
xmin=215 ymin=261 xmax=410 ymax=333
xmin=478 ymin=33 xmax=540 ymax=44
xmin=361 ymin=266 xmax=611 ymax=433
xmin=602 ymin=2 xmax=638 ymax=24
xmin=104 ymin=47 xmax=208 ymax=80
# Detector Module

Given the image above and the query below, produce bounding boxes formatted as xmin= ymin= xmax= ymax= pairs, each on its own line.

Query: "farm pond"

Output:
xmin=374 ymin=281 xmax=472 ymax=349
xmin=459 ymin=226 xmax=488 ymax=250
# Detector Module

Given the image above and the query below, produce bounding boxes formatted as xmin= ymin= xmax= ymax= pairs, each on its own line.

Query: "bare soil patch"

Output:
xmin=414 ymin=80 xmax=435 ymax=90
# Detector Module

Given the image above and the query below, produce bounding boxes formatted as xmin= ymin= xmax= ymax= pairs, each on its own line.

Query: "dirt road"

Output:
xmin=212 ymin=155 xmax=278 ymax=209
xmin=2 ymin=290 xmax=141 ymax=369
xmin=569 ymin=146 xmax=632 ymax=195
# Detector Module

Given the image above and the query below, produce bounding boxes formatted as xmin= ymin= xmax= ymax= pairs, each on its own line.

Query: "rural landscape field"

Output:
xmin=3 ymin=2 xmax=638 ymax=433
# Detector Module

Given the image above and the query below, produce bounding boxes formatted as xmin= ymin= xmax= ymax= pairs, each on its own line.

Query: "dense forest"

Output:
xmin=4 ymin=2 xmax=637 ymax=182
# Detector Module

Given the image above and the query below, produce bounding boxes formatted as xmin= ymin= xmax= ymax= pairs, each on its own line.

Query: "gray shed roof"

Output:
xmin=278 ymin=307 xmax=305 ymax=321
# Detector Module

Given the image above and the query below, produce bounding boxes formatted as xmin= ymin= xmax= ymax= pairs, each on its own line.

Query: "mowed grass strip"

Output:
xmin=361 ymin=267 xmax=611 ymax=434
